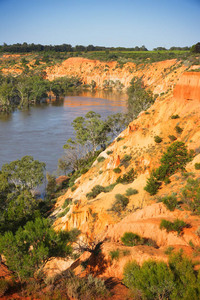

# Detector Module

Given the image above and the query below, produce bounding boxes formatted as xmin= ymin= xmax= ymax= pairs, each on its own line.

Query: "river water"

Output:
xmin=0 ymin=90 xmax=127 ymax=174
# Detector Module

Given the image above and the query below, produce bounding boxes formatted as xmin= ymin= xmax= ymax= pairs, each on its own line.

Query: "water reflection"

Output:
xmin=0 ymin=92 xmax=127 ymax=173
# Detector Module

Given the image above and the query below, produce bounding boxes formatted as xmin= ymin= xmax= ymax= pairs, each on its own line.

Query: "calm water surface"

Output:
xmin=0 ymin=91 xmax=127 ymax=173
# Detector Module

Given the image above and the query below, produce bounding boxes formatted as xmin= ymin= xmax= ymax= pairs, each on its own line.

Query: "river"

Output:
xmin=0 ymin=90 xmax=127 ymax=174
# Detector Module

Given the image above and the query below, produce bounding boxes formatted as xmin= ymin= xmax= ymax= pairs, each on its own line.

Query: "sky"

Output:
xmin=0 ymin=0 xmax=199 ymax=49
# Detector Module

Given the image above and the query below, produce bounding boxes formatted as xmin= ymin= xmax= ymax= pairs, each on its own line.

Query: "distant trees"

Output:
xmin=190 ymin=42 xmax=200 ymax=53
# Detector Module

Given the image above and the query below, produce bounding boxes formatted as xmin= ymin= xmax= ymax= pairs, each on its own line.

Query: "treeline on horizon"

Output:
xmin=0 ymin=42 xmax=191 ymax=53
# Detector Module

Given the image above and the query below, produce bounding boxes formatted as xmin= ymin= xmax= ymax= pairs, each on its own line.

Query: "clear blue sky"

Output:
xmin=0 ymin=0 xmax=199 ymax=49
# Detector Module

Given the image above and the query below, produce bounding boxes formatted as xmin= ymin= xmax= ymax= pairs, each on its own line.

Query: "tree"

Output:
xmin=71 ymin=111 xmax=108 ymax=155
xmin=1 ymin=156 xmax=46 ymax=191
xmin=190 ymin=42 xmax=200 ymax=53
xmin=127 ymin=77 xmax=155 ymax=121
xmin=0 ymin=217 xmax=79 ymax=281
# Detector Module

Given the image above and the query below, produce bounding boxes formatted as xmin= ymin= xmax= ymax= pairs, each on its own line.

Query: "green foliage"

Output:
xmin=86 ymin=185 xmax=106 ymax=199
xmin=164 ymin=246 xmax=174 ymax=255
xmin=46 ymin=172 xmax=57 ymax=197
xmin=0 ymin=217 xmax=79 ymax=281
xmin=97 ymin=156 xmax=105 ymax=163
xmin=144 ymin=172 xmax=161 ymax=195
xmin=116 ymin=168 xmax=136 ymax=184
xmin=190 ymin=42 xmax=200 ymax=53
xmin=121 ymin=232 xmax=144 ymax=246
xmin=123 ymin=260 xmax=175 ymax=300
xmin=122 ymin=154 xmax=132 ymax=161
xmin=161 ymin=195 xmax=178 ymax=211
xmin=127 ymin=77 xmax=155 ymax=121
xmin=175 ymin=125 xmax=183 ymax=134
xmin=2 ymin=155 xmax=45 ymax=191
xmin=111 ymin=194 xmax=129 ymax=213
xmin=154 ymin=135 xmax=163 ymax=143
xmin=125 ymin=188 xmax=138 ymax=196
xmin=168 ymin=135 xmax=177 ymax=141
xmin=171 ymin=114 xmax=180 ymax=119
xmin=71 ymin=185 xmax=77 ymax=192
xmin=181 ymin=178 xmax=200 ymax=214
xmin=109 ymin=249 xmax=120 ymax=260
xmin=160 ymin=219 xmax=187 ymax=235
xmin=62 ymin=198 xmax=72 ymax=209
xmin=123 ymin=251 xmax=200 ymax=299
xmin=145 ymin=142 xmax=191 ymax=195
xmin=57 ymin=207 xmax=70 ymax=218
xmin=195 ymin=163 xmax=200 ymax=170
xmin=106 ymin=150 xmax=113 ymax=155
xmin=113 ymin=167 xmax=121 ymax=173
xmin=0 ymin=279 xmax=9 ymax=297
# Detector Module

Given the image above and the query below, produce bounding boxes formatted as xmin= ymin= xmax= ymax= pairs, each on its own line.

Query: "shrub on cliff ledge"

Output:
xmin=111 ymin=194 xmax=129 ymax=213
xmin=144 ymin=142 xmax=191 ymax=195
xmin=121 ymin=232 xmax=144 ymax=246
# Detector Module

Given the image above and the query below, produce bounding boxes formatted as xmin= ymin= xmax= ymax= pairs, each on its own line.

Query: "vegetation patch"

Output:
xmin=171 ymin=114 xmax=180 ymax=119
xmin=121 ymin=232 xmax=144 ymax=246
xmin=113 ymin=167 xmax=121 ymax=173
xmin=116 ymin=168 xmax=136 ymax=184
xmin=123 ymin=251 xmax=200 ymax=300
xmin=181 ymin=178 xmax=200 ymax=214
xmin=125 ymin=188 xmax=138 ymax=196
xmin=194 ymin=163 xmax=200 ymax=170
xmin=154 ymin=135 xmax=163 ymax=143
xmin=160 ymin=219 xmax=187 ymax=235
xmin=111 ymin=194 xmax=129 ymax=213
xmin=160 ymin=195 xmax=178 ymax=211
xmin=175 ymin=125 xmax=183 ymax=134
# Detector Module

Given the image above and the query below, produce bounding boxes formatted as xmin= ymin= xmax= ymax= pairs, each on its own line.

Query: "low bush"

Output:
xmin=58 ymin=207 xmax=70 ymax=218
xmin=71 ymin=185 xmax=77 ymax=192
xmin=113 ymin=167 xmax=121 ymax=173
xmin=175 ymin=125 xmax=183 ymax=134
xmin=62 ymin=198 xmax=72 ymax=209
xmin=164 ymin=246 xmax=174 ymax=255
xmin=122 ymin=154 xmax=132 ymax=161
xmin=123 ymin=251 xmax=200 ymax=300
xmin=160 ymin=219 xmax=187 ymax=235
xmin=0 ymin=279 xmax=9 ymax=297
xmin=181 ymin=178 xmax=200 ymax=214
xmin=104 ymin=183 xmax=117 ymax=192
xmin=144 ymin=173 xmax=161 ymax=195
xmin=196 ymin=226 xmax=200 ymax=237
xmin=109 ymin=249 xmax=120 ymax=260
xmin=154 ymin=135 xmax=163 ymax=143
xmin=121 ymin=232 xmax=144 ymax=246
xmin=97 ymin=156 xmax=105 ymax=163
xmin=86 ymin=185 xmax=105 ymax=199
xmin=195 ymin=163 xmax=200 ymax=170
xmin=106 ymin=150 xmax=113 ymax=155
xmin=125 ymin=188 xmax=138 ymax=196
xmin=111 ymin=194 xmax=129 ymax=213
xmin=168 ymin=135 xmax=177 ymax=141
xmin=116 ymin=137 xmax=124 ymax=142
xmin=116 ymin=168 xmax=136 ymax=184
xmin=161 ymin=195 xmax=178 ymax=211
xmin=171 ymin=114 xmax=180 ymax=119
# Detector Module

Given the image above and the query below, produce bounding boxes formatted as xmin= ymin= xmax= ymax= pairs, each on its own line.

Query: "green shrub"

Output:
xmin=175 ymin=125 xmax=183 ymax=134
xmin=109 ymin=249 xmax=120 ymax=260
xmin=123 ymin=260 xmax=174 ymax=300
xmin=106 ymin=150 xmax=113 ymax=155
xmin=144 ymin=173 xmax=161 ymax=195
xmin=113 ymin=167 xmax=121 ymax=173
xmin=181 ymin=178 xmax=200 ymax=214
xmin=125 ymin=188 xmax=138 ymax=196
xmin=0 ymin=279 xmax=9 ymax=297
xmin=122 ymin=154 xmax=132 ymax=161
xmin=116 ymin=168 xmax=136 ymax=184
xmin=164 ymin=246 xmax=174 ymax=255
xmin=121 ymin=232 xmax=144 ymax=246
xmin=97 ymin=156 xmax=105 ymax=163
xmin=168 ymin=135 xmax=177 ymax=141
xmin=161 ymin=195 xmax=178 ymax=211
xmin=196 ymin=226 xmax=200 ymax=237
xmin=62 ymin=198 xmax=72 ymax=209
xmin=123 ymin=252 xmax=200 ymax=300
xmin=104 ymin=183 xmax=117 ymax=192
xmin=58 ymin=207 xmax=70 ymax=218
xmin=111 ymin=194 xmax=129 ymax=213
xmin=171 ymin=114 xmax=180 ymax=119
xmin=154 ymin=135 xmax=163 ymax=143
xmin=71 ymin=185 xmax=77 ymax=192
xmin=160 ymin=219 xmax=187 ymax=235
xmin=86 ymin=185 xmax=105 ymax=199
xmin=116 ymin=137 xmax=124 ymax=142
xmin=195 ymin=163 xmax=200 ymax=170
xmin=80 ymin=167 xmax=89 ymax=174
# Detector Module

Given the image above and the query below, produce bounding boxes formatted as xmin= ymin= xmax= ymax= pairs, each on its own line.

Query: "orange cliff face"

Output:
xmin=46 ymin=57 xmax=188 ymax=94
xmin=44 ymin=70 xmax=200 ymax=279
